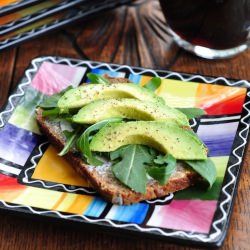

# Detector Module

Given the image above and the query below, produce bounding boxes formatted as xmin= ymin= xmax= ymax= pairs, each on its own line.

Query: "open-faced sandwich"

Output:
xmin=36 ymin=74 xmax=216 ymax=205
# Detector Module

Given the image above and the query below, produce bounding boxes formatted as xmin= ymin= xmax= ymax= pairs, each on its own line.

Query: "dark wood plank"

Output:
xmin=172 ymin=49 xmax=250 ymax=81
xmin=0 ymin=48 xmax=17 ymax=108
xmin=75 ymin=0 xmax=179 ymax=69
xmin=0 ymin=211 xmax=207 ymax=250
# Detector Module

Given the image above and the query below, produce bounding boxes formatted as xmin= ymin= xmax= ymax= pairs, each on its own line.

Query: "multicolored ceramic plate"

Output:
xmin=0 ymin=0 xmax=41 ymax=16
xmin=0 ymin=0 xmax=86 ymax=36
xmin=0 ymin=56 xmax=249 ymax=247
xmin=0 ymin=0 xmax=133 ymax=51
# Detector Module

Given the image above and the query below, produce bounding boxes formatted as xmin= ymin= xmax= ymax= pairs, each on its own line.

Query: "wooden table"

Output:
xmin=0 ymin=1 xmax=249 ymax=249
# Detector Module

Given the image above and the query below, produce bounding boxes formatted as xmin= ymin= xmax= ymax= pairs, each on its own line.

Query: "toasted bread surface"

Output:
xmin=36 ymin=108 xmax=199 ymax=204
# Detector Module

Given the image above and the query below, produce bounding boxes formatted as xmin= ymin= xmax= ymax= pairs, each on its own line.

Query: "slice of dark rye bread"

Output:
xmin=36 ymin=107 xmax=201 ymax=205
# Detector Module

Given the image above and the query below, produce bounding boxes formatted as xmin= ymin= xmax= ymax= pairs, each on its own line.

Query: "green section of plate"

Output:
xmin=9 ymin=86 xmax=43 ymax=134
xmin=211 ymin=156 xmax=229 ymax=178
xmin=174 ymin=177 xmax=223 ymax=200
xmin=174 ymin=156 xmax=228 ymax=200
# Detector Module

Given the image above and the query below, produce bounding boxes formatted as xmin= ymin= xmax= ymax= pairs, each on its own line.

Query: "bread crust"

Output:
xmin=36 ymin=108 xmax=199 ymax=204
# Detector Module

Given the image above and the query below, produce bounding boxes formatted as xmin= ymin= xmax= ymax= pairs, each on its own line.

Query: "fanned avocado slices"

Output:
xmin=90 ymin=121 xmax=208 ymax=160
xmin=57 ymin=83 xmax=165 ymax=109
xmin=72 ymin=98 xmax=189 ymax=126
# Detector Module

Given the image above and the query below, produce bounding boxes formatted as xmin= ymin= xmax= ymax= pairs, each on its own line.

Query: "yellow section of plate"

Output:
xmin=10 ymin=185 xmax=93 ymax=214
xmin=52 ymin=192 xmax=93 ymax=214
xmin=156 ymin=79 xmax=198 ymax=107
xmin=0 ymin=0 xmax=18 ymax=7
xmin=210 ymin=156 xmax=229 ymax=178
xmin=139 ymin=75 xmax=153 ymax=86
xmin=32 ymin=145 xmax=90 ymax=187
xmin=12 ymin=186 xmax=62 ymax=209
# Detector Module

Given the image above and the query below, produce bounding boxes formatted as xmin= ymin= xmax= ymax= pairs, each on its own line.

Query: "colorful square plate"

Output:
xmin=0 ymin=56 xmax=249 ymax=247
xmin=0 ymin=0 xmax=87 ymax=36
xmin=0 ymin=0 xmax=42 ymax=16
xmin=0 ymin=0 xmax=133 ymax=51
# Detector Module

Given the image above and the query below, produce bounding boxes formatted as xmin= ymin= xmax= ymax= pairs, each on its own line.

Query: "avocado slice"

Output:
xmin=57 ymin=83 xmax=165 ymax=109
xmin=72 ymin=98 xmax=189 ymax=126
xmin=89 ymin=121 xmax=207 ymax=160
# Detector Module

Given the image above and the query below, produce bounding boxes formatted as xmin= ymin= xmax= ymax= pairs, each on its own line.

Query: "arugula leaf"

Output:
xmin=41 ymin=108 xmax=73 ymax=121
xmin=39 ymin=86 xmax=73 ymax=109
xmin=185 ymin=158 xmax=217 ymax=188
xmin=63 ymin=130 xmax=75 ymax=140
xmin=87 ymin=73 xmax=110 ymax=84
xmin=42 ymin=107 xmax=61 ymax=117
xmin=154 ymin=153 xmax=176 ymax=165
xmin=58 ymin=127 xmax=81 ymax=156
xmin=147 ymin=164 xmax=176 ymax=185
xmin=143 ymin=77 xmax=161 ymax=91
xmin=111 ymin=145 xmax=154 ymax=193
xmin=148 ymin=147 xmax=158 ymax=157
xmin=177 ymin=107 xmax=206 ymax=119
xmin=76 ymin=118 xmax=122 ymax=166
xmin=147 ymin=154 xmax=176 ymax=185
xmin=153 ymin=154 xmax=175 ymax=165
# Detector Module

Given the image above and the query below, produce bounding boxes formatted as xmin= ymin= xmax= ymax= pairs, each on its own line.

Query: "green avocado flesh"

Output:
xmin=72 ymin=98 xmax=189 ymax=126
xmin=89 ymin=121 xmax=207 ymax=160
xmin=57 ymin=83 xmax=165 ymax=109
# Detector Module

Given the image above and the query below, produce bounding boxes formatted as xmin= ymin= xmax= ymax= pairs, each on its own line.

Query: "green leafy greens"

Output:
xmin=39 ymin=73 xmax=216 ymax=195
xmin=185 ymin=159 xmax=217 ymax=188
xmin=87 ymin=73 xmax=161 ymax=91
xmin=143 ymin=77 xmax=161 ymax=91
xmin=58 ymin=128 xmax=82 ymax=156
xmin=108 ymin=144 xmax=216 ymax=193
xmin=39 ymin=86 xmax=73 ymax=109
xmin=111 ymin=145 xmax=155 ymax=193
xmin=87 ymin=73 xmax=111 ymax=84
xmin=110 ymin=146 xmax=180 ymax=193
xmin=76 ymin=118 xmax=122 ymax=166
xmin=147 ymin=154 xmax=176 ymax=185
xmin=177 ymin=107 xmax=206 ymax=119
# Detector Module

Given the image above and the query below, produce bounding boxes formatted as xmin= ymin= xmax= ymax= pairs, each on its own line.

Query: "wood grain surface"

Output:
xmin=0 ymin=1 xmax=249 ymax=249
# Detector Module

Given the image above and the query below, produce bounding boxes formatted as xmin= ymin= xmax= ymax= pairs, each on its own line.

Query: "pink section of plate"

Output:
xmin=148 ymin=200 xmax=217 ymax=233
xmin=31 ymin=61 xmax=86 ymax=95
